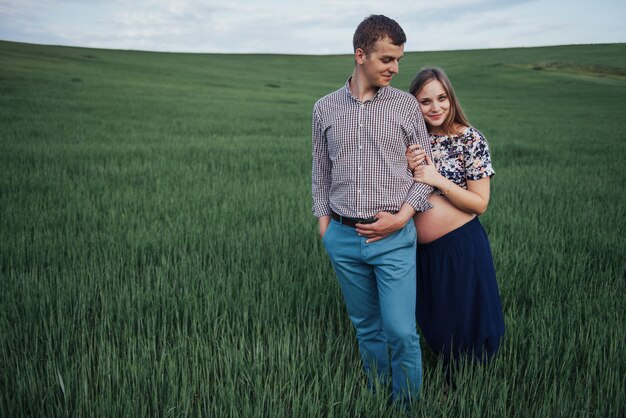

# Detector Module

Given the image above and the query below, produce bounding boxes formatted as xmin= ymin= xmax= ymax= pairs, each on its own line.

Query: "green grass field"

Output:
xmin=1 ymin=40 xmax=625 ymax=417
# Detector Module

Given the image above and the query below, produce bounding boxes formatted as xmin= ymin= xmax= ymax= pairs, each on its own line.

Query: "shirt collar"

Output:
xmin=344 ymin=77 xmax=388 ymax=103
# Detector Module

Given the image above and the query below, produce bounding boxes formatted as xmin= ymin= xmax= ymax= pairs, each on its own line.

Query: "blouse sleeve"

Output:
xmin=463 ymin=127 xmax=495 ymax=180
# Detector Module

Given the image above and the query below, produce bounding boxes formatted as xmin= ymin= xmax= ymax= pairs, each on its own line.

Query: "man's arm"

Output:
xmin=312 ymin=106 xmax=332 ymax=234
xmin=355 ymin=105 xmax=433 ymax=243
xmin=404 ymin=105 xmax=434 ymax=212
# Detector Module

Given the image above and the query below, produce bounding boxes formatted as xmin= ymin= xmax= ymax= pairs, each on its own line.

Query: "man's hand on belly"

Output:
xmin=355 ymin=206 xmax=414 ymax=243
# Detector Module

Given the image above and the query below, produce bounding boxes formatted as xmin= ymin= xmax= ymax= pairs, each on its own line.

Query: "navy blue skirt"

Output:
xmin=416 ymin=216 xmax=505 ymax=364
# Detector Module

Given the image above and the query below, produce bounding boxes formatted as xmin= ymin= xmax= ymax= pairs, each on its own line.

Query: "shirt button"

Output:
xmin=359 ymin=124 xmax=363 ymax=127
xmin=358 ymin=167 xmax=362 ymax=171
xmin=358 ymin=146 xmax=362 ymax=150
xmin=358 ymin=190 xmax=361 ymax=194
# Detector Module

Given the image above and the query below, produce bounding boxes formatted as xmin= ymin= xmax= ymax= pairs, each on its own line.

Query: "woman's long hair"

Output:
xmin=409 ymin=67 xmax=470 ymax=136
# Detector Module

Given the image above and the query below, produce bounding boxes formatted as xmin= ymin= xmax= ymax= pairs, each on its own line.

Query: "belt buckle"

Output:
xmin=357 ymin=217 xmax=378 ymax=225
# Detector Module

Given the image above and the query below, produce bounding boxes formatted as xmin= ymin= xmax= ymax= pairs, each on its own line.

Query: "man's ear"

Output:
xmin=355 ymin=48 xmax=366 ymax=65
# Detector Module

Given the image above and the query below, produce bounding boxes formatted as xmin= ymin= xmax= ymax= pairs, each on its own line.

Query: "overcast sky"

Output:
xmin=1 ymin=0 xmax=624 ymax=54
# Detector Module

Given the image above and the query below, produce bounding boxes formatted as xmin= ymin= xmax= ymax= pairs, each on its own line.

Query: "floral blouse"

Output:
xmin=430 ymin=126 xmax=494 ymax=191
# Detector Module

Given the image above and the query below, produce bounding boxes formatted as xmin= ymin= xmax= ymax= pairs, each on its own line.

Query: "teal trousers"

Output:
xmin=323 ymin=219 xmax=422 ymax=403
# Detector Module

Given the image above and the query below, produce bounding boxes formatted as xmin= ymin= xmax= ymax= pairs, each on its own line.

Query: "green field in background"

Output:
xmin=1 ymin=40 xmax=625 ymax=417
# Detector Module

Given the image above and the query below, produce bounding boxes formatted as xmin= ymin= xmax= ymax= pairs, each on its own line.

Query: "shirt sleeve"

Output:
xmin=311 ymin=106 xmax=332 ymax=217
xmin=463 ymin=128 xmax=495 ymax=180
xmin=404 ymin=106 xmax=434 ymax=212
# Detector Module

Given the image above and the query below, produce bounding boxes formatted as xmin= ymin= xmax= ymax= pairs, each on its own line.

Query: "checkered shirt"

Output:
xmin=312 ymin=79 xmax=434 ymax=219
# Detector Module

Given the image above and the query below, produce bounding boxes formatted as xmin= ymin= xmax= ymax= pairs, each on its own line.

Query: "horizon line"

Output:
xmin=1 ymin=39 xmax=624 ymax=57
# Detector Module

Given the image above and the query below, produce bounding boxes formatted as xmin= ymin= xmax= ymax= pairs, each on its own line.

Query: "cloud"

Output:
xmin=0 ymin=0 xmax=624 ymax=53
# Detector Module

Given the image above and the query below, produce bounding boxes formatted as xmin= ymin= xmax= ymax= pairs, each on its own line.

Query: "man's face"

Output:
xmin=358 ymin=37 xmax=404 ymax=88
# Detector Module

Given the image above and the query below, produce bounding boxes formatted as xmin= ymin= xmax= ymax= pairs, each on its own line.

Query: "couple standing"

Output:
xmin=311 ymin=15 xmax=505 ymax=405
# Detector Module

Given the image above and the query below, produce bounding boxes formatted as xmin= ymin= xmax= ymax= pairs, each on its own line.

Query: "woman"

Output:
xmin=406 ymin=67 xmax=505 ymax=367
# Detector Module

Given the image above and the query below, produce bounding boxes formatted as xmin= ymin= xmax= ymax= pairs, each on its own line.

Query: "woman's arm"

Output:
xmin=412 ymin=154 xmax=491 ymax=215
xmin=440 ymin=177 xmax=490 ymax=215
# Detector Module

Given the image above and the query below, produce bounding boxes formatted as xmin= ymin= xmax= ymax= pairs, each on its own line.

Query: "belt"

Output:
xmin=331 ymin=210 xmax=377 ymax=228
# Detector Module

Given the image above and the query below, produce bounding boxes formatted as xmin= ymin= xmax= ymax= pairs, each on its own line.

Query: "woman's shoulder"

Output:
xmin=430 ymin=124 xmax=469 ymax=139
xmin=461 ymin=126 xmax=488 ymax=143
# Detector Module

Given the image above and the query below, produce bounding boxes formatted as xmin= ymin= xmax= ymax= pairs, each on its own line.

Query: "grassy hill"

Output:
xmin=1 ymin=40 xmax=625 ymax=416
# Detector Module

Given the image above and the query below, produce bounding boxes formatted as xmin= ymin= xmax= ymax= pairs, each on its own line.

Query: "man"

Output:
xmin=312 ymin=15 xmax=434 ymax=404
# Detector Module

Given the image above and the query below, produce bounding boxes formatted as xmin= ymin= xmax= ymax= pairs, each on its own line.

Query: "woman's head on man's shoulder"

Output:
xmin=410 ymin=67 xmax=470 ymax=136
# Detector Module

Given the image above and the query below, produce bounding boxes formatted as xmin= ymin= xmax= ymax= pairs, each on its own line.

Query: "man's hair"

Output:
xmin=353 ymin=15 xmax=406 ymax=55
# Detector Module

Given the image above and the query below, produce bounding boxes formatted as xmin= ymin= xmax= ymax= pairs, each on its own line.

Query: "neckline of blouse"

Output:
xmin=430 ymin=126 xmax=473 ymax=138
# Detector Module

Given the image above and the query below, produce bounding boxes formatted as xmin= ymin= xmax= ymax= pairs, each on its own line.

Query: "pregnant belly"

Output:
xmin=413 ymin=194 xmax=475 ymax=244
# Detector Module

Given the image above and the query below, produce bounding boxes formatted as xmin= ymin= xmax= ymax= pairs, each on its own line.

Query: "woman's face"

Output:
xmin=415 ymin=79 xmax=450 ymax=133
